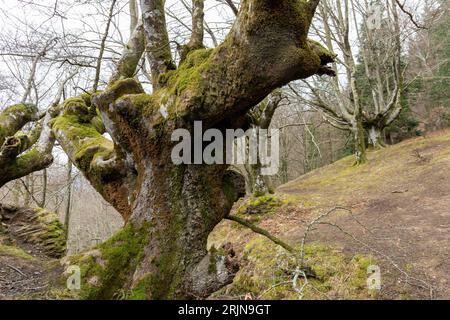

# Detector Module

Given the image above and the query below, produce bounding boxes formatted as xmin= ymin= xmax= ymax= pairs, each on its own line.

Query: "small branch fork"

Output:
xmin=394 ymin=0 xmax=427 ymax=30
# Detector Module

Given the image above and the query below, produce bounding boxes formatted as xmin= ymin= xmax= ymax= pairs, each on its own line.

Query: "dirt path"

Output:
xmin=275 ymin=131 xmax=450 ymax=299
xmin=0 ymin=252 xmax=52 ymax=299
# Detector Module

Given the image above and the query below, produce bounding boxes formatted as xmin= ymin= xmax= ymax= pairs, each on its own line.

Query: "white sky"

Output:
xmin=0 ymin=0 xmax=426 ymax=106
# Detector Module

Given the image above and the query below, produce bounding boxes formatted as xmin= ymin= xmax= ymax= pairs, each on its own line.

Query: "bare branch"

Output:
xmin=394 ymin=0 xmax=427 ymax=30
xmin=93 ymin=0 xmax=118 ymax=92
xmin=140 ymin=0 xmax=175 ymax=89
xmin=109 ymin=21 xmax=146 ymax=83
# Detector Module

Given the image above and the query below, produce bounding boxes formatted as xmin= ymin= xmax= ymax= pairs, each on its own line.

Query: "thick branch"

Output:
xmin=309 ymin=0 xmax=321 ymax=17
xmin=0 ymin=104 xmax=39 ymax=145
xmin=0 ymin=133 xmax=35 ymax=164
xmin=0 ymin=72 xmax=77 ymax=188
xmin=110 ymin=21 xmax=146 ymax=84
xmin=130 ymin=0 xmax=139 ymax=35
xmin=180 ymin=0 xmax=205 ymax=62
xmin=140 ymin=0 xmax=175 ymax=89
xmin=0 ymin=111 xmax=55 ymax=188
xmin=93 ymin=0 xmax=336 ymax=166
xmin=155 ymin=0 xmax=335 ymax=129
xmin=0 ymin=147 xmax=53 ymax=189
xmin=189 ymin=0 xmax=204 ymax=49
xmin=52 ymin=96 xmax=134 ymax=219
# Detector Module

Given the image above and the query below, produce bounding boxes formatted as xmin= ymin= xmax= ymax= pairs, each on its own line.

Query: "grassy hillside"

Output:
xmin=210 ymin=130 xmax=450 ymax=300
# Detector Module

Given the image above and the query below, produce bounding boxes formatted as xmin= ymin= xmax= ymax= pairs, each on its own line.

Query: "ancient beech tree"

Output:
xmin=53 ymin=0 xmax=335 ymax=299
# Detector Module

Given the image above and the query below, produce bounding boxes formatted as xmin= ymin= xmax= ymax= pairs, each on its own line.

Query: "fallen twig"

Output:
xmin=225 ymin=215 xmax=295 ymax=254
xmin=7 ymin=264 xmax=26 ymax=278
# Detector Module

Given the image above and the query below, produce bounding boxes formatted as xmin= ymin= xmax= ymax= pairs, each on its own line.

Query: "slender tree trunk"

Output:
xmin=328 ymin=128 xmax=334 ymax=163
xmin=40 ymin=169 xmax=47 ymax=207
xmin=367 ymin=126 xmax=386 ymax=149
xmin=93 ymin=0 xmax=117 ymax=92
xmin=64 ymin=161 xmax=73 ymax=240
xmin=24 ymin=175 xmax=32 ymax=206
xmin=12 ymin=181 xmax=21 ymax=206
xmin=129 ymin=0 xmax=139 ymax=35
xmin=247 ymin=162 xmax=273 ymax=197
xmin=352 ymin=121 xmax=367 ymax=165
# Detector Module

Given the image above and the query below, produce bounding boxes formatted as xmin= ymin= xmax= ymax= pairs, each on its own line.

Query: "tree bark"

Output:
xmin=246 ymin=162 xmax=274 ymax=197
xmin=128 ymin=163 xmax=242 ymax=299
xmin=0 ymin=104 xmax=54 ymax=189
xmin=64 ymin=161 xmax=73 ymax=240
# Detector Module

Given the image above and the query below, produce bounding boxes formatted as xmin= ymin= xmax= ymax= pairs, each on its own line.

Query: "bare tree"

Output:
xmin=297 ymin=0 xmax=406 ymax=164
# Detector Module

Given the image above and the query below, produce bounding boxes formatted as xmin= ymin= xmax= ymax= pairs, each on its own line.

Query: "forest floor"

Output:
xmin=0 ymin=207 xmax=65 ymax=299
xmin=1 ymin=130 xmax=449 ymax=300
xmin=0 ymin=234 xmax=62 ymax=299
xmin=211 ymin=129 xmax=450 ymax=300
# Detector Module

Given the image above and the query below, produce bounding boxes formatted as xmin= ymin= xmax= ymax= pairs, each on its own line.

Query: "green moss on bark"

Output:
xmin=68 ymin=222 xmax=150 ymax=300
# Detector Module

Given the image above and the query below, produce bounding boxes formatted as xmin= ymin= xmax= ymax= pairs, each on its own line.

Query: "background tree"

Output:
xmin=355 ymin=0 xmax=404 ymax=148
xmin=407 ymin=0 xmax=450 ymax=132
xmin=294 ymin=0 xmax=412 ymax=164
xmin=243 ymin=93 xmax=284 ymax=196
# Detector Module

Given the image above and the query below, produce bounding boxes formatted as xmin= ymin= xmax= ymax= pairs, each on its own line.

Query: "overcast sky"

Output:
xmin=0 ymin=0 xmax=426 ymax=108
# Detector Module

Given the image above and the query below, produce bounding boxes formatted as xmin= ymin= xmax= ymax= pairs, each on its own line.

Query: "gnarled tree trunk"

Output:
xmin=54 ymin=0 xmax=335 ymax=299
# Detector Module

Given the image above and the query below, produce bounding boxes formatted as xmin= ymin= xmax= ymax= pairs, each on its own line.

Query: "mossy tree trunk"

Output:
xmin=53 ymin=0 xmax=335 ymax=299
xmin=128 ymin=163 xmax=243 ymax=298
